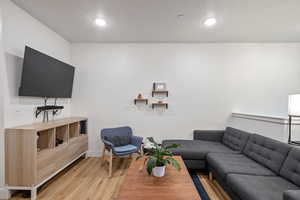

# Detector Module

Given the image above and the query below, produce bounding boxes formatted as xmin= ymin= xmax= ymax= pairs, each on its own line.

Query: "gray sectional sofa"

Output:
xmin=162 ymin=127 xmax=300 ymax=200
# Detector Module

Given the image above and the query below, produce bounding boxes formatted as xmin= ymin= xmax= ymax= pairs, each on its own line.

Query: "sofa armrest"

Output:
xmin=193 ymin=130 xmax=224 ymax=142
xmin=283 ymin=190 xmax=300 ymax=200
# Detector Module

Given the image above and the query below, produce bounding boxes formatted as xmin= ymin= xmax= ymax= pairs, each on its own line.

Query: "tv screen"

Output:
xmin=19 ymin=46 xmax=75 ymax=98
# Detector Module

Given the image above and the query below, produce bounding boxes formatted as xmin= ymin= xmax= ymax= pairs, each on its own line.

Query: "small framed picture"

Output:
xmin=153 ymin=82 xmax=167 ymax=91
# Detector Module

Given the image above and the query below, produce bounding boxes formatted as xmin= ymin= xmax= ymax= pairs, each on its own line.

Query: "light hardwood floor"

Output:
xmin=10 ymin=157 xmax=231 ymax=200
xmin=198 ymin=174 xmax=231 ymax=200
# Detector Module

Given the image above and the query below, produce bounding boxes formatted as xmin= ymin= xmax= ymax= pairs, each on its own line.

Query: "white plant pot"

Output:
xmin=152 ymin=166 xmax=166 ymax=177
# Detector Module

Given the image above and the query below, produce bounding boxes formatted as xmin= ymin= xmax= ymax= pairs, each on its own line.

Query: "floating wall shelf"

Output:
xmin=152 ymin=90 xmax=169 ymax=97
xmin=152 ymin=102 xmax=168 ymax=109
xmin=134 ymin=99 xmax=149 ymax=105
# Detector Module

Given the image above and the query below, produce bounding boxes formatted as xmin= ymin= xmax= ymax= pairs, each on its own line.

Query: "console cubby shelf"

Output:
xmin=37 ymin=129 xmax=55 ymax=152
xmin=5 ymin=117 xmax=88 ymax=199
xmin=69 ymin=122 xmax=80 ymax=140
xmin=55 ymin=125 xmax=68 ymax=147
xmin=35 ymin=119 xmax=87 ymax=151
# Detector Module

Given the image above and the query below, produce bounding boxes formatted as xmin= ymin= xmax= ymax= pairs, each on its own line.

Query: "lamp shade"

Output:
xmin=288 ymin=94 xmax=300 ymax=116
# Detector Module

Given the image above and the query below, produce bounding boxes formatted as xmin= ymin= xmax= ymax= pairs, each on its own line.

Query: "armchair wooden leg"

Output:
xmin=109 ymin=149 xmax=113 ymax=178
xmin=101 ymin=147 xmax=106 ymax=165
xmin=209 ymin=172 xmax=213 ymax=181
xmin=140 ymin=145 xmax=144 ymax=156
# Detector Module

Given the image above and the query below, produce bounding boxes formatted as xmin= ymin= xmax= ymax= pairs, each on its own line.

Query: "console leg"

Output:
xmin=31 ymin=187 xmax=37 ymax=200
xmin=209 ymin=172 xmax=213 ymax=181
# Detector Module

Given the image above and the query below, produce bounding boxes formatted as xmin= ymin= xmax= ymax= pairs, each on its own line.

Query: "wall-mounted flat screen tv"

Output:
xmin=19 ymin=46 xmax=75 ymax=98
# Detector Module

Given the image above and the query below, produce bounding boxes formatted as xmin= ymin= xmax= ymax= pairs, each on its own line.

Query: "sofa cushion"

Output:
xmin=114 ymin=144 xmax=137 ymax=153
xmin=227 ymin=174 xmax=299 ymax=200
xmin=243 ymin=134 xmax=291 ymax=173
xmin=162 ymin=140 xmax=238 ymax=160
xmin=280 ymin=147 xmax=300 ymax=187
xmin=207 ymin=153 xmax=275 ymax=180
xmin=222 ymin=127 xmax=250 ymax=151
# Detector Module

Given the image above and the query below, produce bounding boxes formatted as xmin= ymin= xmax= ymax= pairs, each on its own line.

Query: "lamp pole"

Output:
xmin=288 ymin=115 xmax=292 ymax=144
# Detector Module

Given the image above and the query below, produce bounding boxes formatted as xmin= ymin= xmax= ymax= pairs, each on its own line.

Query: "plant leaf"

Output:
xmin=146 ymin=156 xmax=157 ymax=175
xmin=147 ymin=137 xmax=157 ymax=145
xmin=136 ymin=155 xmax=143 ymax=160
xmin=166 ymin=157 xmax=181 ymax=171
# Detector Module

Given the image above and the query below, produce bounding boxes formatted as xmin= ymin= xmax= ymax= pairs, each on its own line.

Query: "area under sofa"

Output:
xmin=162 ymin=127 xmax=300 ymax=200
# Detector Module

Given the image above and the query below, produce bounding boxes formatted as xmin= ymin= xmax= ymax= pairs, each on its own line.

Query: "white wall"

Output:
xmin=71 ymin=43 xmax=300 ymax=155
xmin=1 ymin=0 xmax=72 ymax=128
xmin=0 ymin=1 xmax=72 ymax=198
xmin=0 ymin=8 xmax=9 ymax=199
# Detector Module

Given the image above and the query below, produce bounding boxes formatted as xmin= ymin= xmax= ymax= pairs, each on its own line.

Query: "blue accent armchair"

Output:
xmin=101 ymin=126 xmax=143 ymax=177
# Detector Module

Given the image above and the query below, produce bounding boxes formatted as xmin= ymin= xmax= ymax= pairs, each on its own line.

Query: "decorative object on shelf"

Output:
xmin=134 ymin=93 xmax=148 ymax=105
xmin=137 ymin=93 xmax=143 ymax=99
xmin=153 ymin=82 xmax=167 ymax=91
xmin=55 ymin=138 xmax=64 ymax=147
xmin=152 ymin=82 xmax=168 ymax=97
xmin=152 ymin=102 xmax=168 ymax=109
xmin=137 ymin=137 xmax=181 ymax=177
xmin=288 ymin=94 xmax=300 ymax=145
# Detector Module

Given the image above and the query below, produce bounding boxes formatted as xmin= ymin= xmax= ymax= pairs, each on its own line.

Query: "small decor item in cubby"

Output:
xmin=37 ymin=133 xmax=40 ymax=152
xmin=55 ymin=138 xmax=64 ymax=147
xmin=153 ymin=82 xmax=167 ymax=91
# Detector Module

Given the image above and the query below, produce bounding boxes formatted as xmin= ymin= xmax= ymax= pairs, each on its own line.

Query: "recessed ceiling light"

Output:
xmin=204 ymin=18 xmax=217 ymax=27
xmin=95 ymin=18 xmax=107 ymax=27
xmin=177 ymin=14 xmax=184 ymax=19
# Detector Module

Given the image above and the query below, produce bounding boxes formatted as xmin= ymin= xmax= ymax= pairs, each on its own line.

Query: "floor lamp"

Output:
xmin=288 ymin=94 xmax=300 ymax=145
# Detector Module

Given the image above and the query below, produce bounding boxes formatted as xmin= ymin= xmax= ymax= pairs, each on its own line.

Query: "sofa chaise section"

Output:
xmin=162 ymin=127 xmax=250 ymax=170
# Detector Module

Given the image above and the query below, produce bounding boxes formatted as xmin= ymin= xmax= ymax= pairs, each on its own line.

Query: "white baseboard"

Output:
xmin=0 ymin=187 xmax=10 ymax=200
xmin=86 ymin=151 xmax=101 ymax=157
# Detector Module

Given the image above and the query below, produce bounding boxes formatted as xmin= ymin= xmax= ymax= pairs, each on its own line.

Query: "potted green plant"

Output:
xmin=139 ymin=137 xmax=181 ymax=177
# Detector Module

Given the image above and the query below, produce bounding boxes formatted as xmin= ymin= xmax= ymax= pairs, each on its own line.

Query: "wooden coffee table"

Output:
xmin=117 ymin=156 xmax=201 ymax=200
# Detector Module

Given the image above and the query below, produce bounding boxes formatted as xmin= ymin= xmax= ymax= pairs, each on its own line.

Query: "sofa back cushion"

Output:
xmin=222 ymin=127 xmax=250 ymax=151
xmin=280 ymin=148 xmax=300 ymax=187
xmin=243 ymin=134 xmax=291 ymax=173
